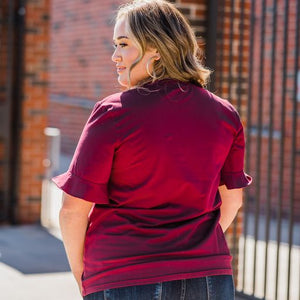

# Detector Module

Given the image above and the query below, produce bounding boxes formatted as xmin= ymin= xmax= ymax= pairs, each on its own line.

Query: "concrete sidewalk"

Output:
xmin=0 ymin=225 xmax=81 ymax=300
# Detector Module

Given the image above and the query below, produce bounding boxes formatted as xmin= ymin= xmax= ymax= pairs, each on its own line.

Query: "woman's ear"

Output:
xmin=147 ymin=46 xmax=160 ymax=59
xmin=154 ymin=50 xmax=161 ymax=61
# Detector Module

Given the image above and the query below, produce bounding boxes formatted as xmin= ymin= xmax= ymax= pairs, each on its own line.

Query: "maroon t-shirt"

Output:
xmin=53 ymin=79 xmax=252 ymax=296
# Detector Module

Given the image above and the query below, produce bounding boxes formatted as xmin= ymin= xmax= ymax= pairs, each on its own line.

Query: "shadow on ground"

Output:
xmin=0 ymin=224 xmax=70 ymax=274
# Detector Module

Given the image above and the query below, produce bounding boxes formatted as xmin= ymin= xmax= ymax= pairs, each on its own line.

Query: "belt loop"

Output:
xmin=206 ymin=277 xmax=211 ymax=300
xmin=180 ymin=279 xmax=186 ymax=300
xmin=155 ymin=282 xmax=162 ymax=300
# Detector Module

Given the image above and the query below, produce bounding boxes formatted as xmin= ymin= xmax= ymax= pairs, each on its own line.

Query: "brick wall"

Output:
xmin=16 ymin=0 xmax=50 ymax=223
xmin=49 ymin=0 xmax=127 ymax=157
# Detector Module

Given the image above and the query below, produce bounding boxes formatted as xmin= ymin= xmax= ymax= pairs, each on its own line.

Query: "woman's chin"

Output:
xmin=117 ymin=74 xmax=145 ymax=89
xmin=118 ymin=77 xmax=129 ymax=89
xmin=118 ymin=73 xmax=129 ymax=89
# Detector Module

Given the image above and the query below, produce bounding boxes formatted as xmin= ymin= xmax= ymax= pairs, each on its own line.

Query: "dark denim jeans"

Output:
xmin=83 ymin=275 xmax=235 ymax=300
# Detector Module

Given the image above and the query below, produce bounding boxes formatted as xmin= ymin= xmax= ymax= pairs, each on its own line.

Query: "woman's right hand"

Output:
xmin=74 ymin=271 xmax=83 ymax=295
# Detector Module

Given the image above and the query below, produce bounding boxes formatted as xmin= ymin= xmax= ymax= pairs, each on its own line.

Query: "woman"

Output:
xmin=53 ymin=1 xmax=252 ymax=299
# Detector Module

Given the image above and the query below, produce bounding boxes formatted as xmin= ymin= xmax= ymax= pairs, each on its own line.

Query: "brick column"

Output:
xmin=16 ymin=0 xmax=50 ymax=223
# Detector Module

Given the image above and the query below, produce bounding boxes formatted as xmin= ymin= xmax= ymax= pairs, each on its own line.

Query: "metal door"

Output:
xmin=206 ymin=0 xmax=300 ymax=299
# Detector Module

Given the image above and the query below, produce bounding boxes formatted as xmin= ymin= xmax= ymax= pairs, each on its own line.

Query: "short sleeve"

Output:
xmin=219 ymin=123 xmax=252 ymax=189
xmin=52 ymin=101 xmax=117 ymax=204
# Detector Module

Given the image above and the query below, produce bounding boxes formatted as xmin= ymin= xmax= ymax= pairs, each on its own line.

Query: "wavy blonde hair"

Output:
xmin=116 ymin=0 xmax=211 ymax=88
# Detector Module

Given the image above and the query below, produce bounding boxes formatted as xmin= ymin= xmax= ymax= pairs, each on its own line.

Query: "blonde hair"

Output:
xmin=116 ymin=0 xmax=211 ymax=88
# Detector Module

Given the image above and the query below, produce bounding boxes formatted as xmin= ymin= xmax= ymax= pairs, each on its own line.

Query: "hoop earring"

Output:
xmin=146 ymin=57 xmax=156 ymax=79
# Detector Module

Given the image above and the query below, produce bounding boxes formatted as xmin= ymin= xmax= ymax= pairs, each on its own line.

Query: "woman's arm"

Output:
xmin=218 ymin=185 xmax=243 ymax=232
xmin=59 ymin=192 xmax=93 ymax=294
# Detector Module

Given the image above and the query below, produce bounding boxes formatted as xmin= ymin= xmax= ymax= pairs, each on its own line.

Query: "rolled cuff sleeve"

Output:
xmin=52 ymin=171 xmax=109 ymax=204
xmin=219 ymin=118 xmax=253 ymax=189
xmin=220 ymin=170 xmax=252 ymax=189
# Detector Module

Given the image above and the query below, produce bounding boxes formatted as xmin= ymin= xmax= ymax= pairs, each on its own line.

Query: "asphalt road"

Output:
xmin=0 ymin=224 xmax=81 ymax=300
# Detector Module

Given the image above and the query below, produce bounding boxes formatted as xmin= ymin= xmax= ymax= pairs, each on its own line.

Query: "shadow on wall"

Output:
xmin=0 ymin=225 xmax=70 ymax=274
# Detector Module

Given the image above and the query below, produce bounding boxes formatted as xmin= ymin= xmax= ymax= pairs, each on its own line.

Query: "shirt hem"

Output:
xmin=82 ymin=269 xmax=233 ymax=296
